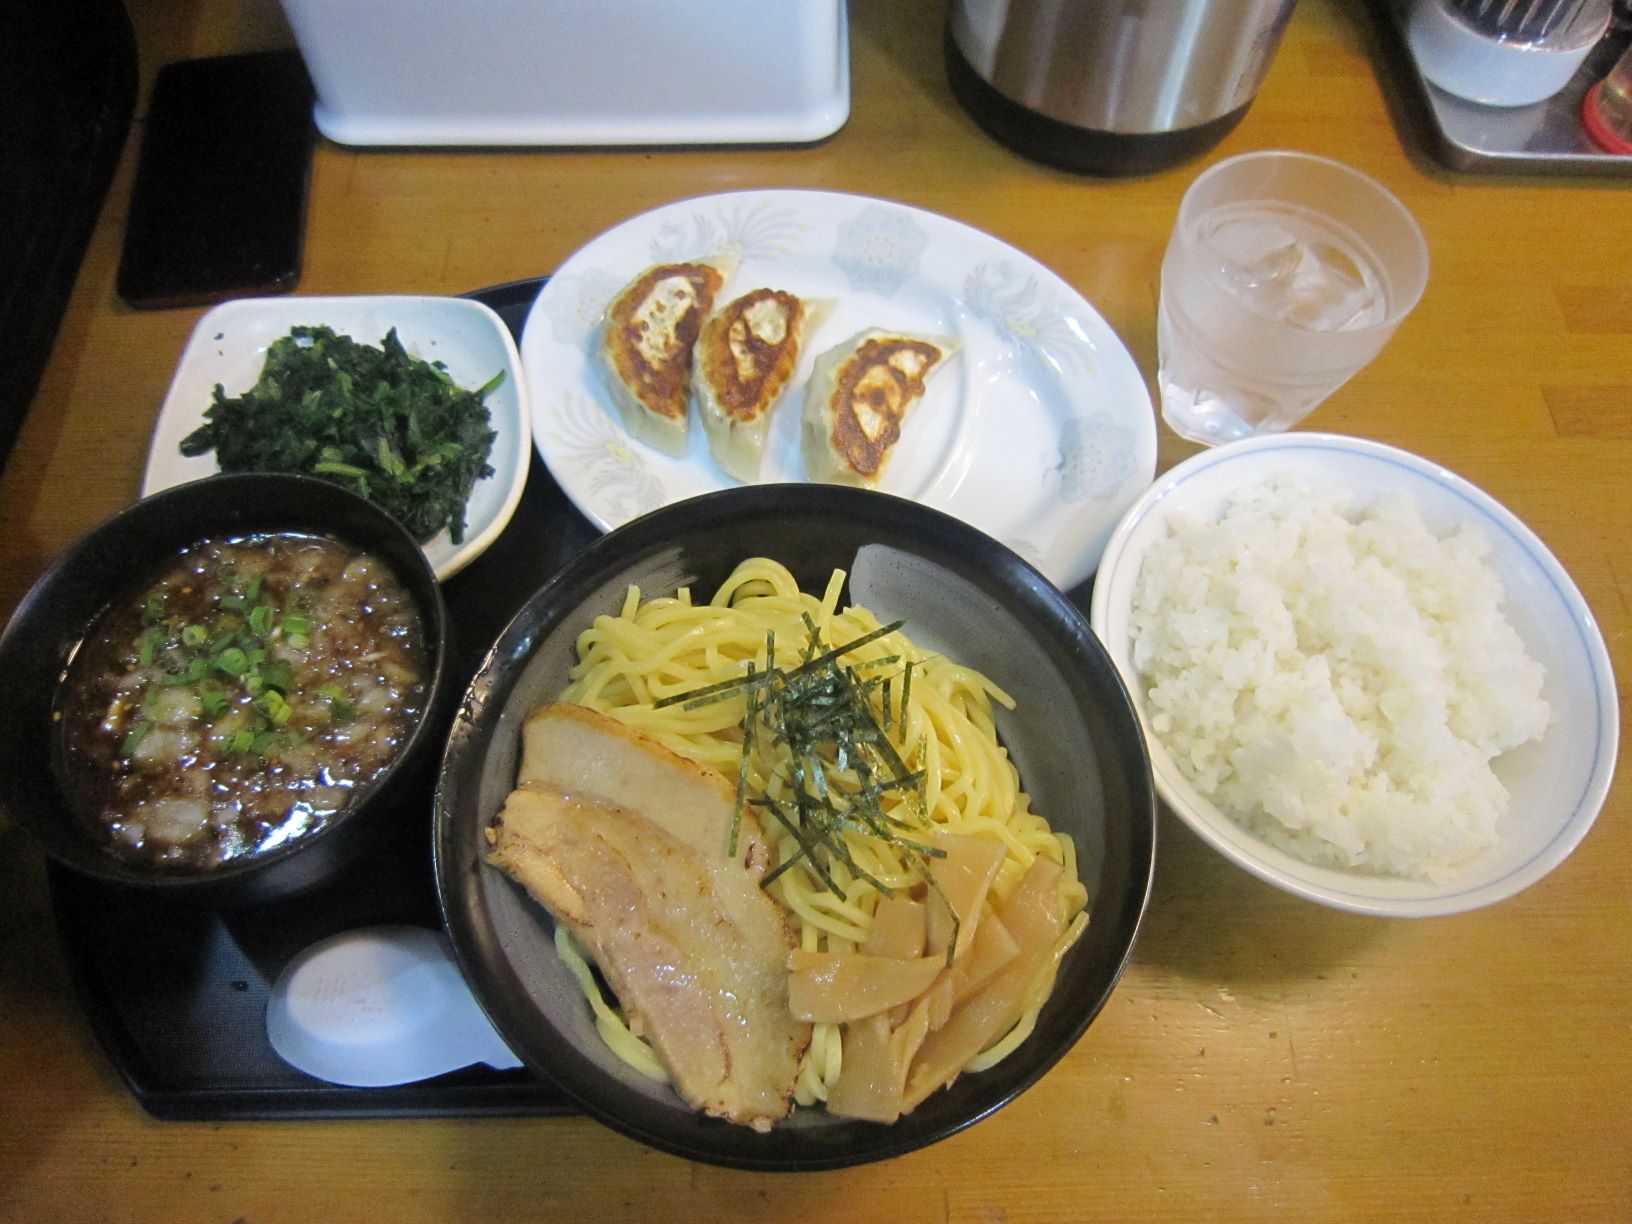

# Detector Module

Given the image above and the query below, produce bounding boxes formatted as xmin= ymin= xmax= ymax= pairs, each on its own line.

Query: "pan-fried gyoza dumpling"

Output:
xmin=599 ymin=257 xmax=735 ymax=456
xmin=693 ymin=289 xmax=830 ymax=482
xmin=801 ymin=329 xmax=956 ymax=486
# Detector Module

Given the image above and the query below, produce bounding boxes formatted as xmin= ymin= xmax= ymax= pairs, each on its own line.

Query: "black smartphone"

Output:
xmin=117 ymin=50 xmax=315 ymax=310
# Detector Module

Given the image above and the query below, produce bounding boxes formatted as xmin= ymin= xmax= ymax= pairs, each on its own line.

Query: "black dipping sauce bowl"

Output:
xmin=0 ymin=473 xmax=449 ymax=907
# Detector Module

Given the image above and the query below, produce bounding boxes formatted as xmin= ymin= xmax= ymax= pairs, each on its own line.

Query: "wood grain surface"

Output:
xmin=1 ymin=1 xmax=1627 ymax=1221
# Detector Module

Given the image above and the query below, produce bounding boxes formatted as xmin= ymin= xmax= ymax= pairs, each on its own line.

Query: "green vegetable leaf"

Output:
xmin=179 ymin=325 xmax=500 ymax=543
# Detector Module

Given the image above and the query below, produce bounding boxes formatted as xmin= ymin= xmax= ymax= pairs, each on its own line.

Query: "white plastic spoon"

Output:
xmin=266 ymin=924 xmax=521 ymax=1088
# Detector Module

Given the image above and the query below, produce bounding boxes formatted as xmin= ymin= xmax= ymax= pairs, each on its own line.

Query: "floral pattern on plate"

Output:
xmin=539 ymin=268 xmax=625 ymax=348
xmin=1057 ymin=414 xmax=1143 ymax=504
xmin=543 ymin=391 xmax=666 ymax=522
xmin=833 ymin=205 xmax=930 ymax=297
xmin=962 ymin=262 xmax=1097 ymax=377
xmin=959 ymin=259 xmax=1143 ymax=506
xmin=650 ymin=199 xmax=810 ymax=266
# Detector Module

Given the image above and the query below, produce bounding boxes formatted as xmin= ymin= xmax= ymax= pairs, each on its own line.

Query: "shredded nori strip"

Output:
xmin=178 ymin=325 xmax=501 ymax=544
xmin=661 ymin=614 xmax=960 ymax=962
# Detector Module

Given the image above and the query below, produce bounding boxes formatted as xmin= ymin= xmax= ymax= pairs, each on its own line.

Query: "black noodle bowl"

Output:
xmin=434 ymin=483 xmax=1155 ymax=1170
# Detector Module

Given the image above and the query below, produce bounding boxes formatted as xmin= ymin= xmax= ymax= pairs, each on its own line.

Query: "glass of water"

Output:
xmin=1157 ymin=150 xmax=1429 ymax=446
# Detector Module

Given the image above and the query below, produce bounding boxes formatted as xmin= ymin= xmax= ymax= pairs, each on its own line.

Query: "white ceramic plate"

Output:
xmin=1090 ymin=433 xmax=1619 ymax=917
xmin=520 ymin=189 xmax=1157 ymax=589
xmin=142 ymin=295 xmax=531 ymax=582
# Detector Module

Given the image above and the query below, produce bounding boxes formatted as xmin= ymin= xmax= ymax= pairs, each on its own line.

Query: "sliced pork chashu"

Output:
xmin=516 ymin=701 xmax=777 ymax=882
xmin=488 ymin=701 xmax=806 ymax=1130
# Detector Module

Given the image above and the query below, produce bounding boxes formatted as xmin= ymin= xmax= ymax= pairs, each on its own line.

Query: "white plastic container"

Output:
xmin=1405 ymin=0 xmax=1611 ymax=108
xmin=278 ymin=0 xmax=850 ymax=147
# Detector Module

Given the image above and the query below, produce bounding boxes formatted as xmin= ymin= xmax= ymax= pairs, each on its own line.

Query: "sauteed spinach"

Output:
xmin=179 ymin=325 xmax=501 ymax=544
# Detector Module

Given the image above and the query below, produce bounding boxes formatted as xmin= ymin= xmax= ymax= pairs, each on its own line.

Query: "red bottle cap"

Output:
xmin=1581 ymin=80 xmax=1632 ymax=155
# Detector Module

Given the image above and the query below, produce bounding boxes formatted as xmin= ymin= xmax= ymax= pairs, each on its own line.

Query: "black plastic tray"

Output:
xmin=47 ymin=277 xmax=598 ymax=1120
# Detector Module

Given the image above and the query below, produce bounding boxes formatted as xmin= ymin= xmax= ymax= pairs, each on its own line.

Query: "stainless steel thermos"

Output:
xmin=947 ymin=0 xmax=1297 ymax=175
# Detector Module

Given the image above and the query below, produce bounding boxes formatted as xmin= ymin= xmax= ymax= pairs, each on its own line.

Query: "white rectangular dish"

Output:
xmin=278 ymin=0 xmax=850 ymax=147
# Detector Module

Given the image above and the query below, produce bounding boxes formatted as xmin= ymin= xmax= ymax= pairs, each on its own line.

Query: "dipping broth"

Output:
xmin=55 ymin=532 xmax=428 ymax=871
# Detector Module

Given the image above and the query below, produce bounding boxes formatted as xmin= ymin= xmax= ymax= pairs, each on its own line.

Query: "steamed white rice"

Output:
xmin=1130 ymin=473 xmax=1550 ymax=881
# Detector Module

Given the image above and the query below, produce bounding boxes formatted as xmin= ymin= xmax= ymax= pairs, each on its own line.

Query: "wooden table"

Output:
xmin=2 ymin=1 xmax=1627 ymax=1219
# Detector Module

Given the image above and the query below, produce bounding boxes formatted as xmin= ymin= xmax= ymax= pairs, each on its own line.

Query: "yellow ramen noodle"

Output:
xmin=558 ymin=557 xmax=1088 ymax=1109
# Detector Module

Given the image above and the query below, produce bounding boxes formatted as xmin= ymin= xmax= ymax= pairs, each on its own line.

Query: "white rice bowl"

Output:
xmin=1090 ymin=434 xmax=1618 ymax=917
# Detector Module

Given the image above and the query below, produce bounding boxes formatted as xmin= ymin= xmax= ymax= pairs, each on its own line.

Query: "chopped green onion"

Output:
xmin=283 ymin=614 xmax=311 ymax=647
xmin=319 ymin=679 xmax=356 ymax=722
xmin=257 ymin=690 xmax=291 ymax=726
xmin=120 ymin=719 xmax=153 ymax=756
xmin=214 ymin=647 xmax=249 ymax=676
